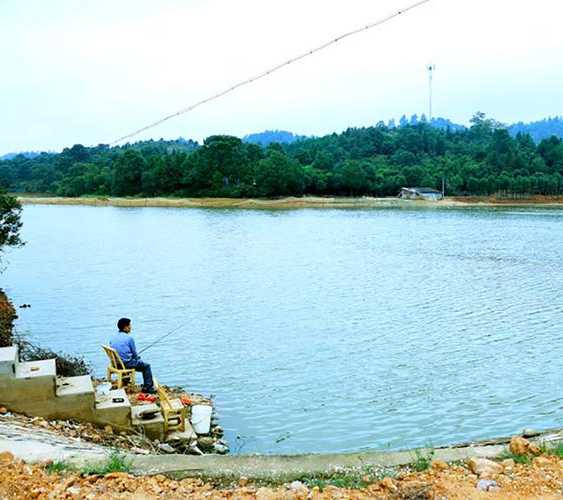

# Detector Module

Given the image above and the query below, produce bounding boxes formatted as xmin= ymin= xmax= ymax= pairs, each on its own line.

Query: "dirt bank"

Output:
xmin=0 ymin=444 xmax=561 ymax=498
xmin=0 ymin=290 xmax=16 ymax=347
xmin=17 ymin=195 xmax=563 ymax=210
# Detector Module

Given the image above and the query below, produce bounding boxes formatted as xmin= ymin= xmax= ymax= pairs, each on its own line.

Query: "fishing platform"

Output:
xmin=0 ymin=345 xmax=223 ymax=453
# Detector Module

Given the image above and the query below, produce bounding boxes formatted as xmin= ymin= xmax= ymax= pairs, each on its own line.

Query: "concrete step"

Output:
xmin=94 ymin=389 xmax=132 ymax=430
xmin=132 ymin=403 xmax=165 ymax=441
xmin=0 ymin=346 xmax=18 ymax=378
xmin=56 ymin=375 xmax=94 ymax=397
xmin=15 ymin=359 xmax=56 ymax=381
xmin=1 ymin=359 xmax=57 ymax=408
xmin=166 ymin=422 xmax=197 ymax=443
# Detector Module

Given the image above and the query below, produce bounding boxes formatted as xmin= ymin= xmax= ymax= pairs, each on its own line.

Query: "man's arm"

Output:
xmin=129 ymin=336 xmax=139 ymax=361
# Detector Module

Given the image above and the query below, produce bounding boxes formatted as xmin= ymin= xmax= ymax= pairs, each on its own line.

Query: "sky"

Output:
xmin=1 ymin=0 xmax=562 ymax=153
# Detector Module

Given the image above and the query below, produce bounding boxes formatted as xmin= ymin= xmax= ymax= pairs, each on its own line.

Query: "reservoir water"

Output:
xmin=3 ymin=204 xmax=563 ymax=454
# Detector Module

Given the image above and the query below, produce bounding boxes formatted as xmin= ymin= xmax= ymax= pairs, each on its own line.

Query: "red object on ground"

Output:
xmin=137 ymin=393 xmax=157 ymax=403
xmin=180 ymin=394 xmax=192 ymax=406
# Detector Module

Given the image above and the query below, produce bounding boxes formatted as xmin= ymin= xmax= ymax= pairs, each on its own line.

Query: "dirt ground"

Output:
xmin=0 ymin=450 xmax=561 ymax=499
xmin=18 ymin=194 xmax=563 ymax=210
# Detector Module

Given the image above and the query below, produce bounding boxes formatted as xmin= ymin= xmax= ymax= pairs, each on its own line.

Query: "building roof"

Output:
xmin=401 ymin=187 xmax=441 ymax=194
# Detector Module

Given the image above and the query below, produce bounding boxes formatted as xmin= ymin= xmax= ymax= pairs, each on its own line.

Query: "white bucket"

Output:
xmin=191 ymin=404 xmax=212 ymax=434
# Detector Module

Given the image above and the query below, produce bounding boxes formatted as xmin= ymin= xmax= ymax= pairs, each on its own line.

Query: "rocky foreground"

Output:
xmin=0 ymin=437 xmax=561 ymax=499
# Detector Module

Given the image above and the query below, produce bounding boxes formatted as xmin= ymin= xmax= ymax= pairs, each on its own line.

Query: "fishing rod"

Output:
xmin=138 ymin=323 xmax=187 ymax=355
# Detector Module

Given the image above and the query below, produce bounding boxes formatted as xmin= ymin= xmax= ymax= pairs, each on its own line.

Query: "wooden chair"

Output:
xmin=154 ymin=378 xmax=186 ymax=433
xmin=101 ymin=345 xmax=136 ymax=390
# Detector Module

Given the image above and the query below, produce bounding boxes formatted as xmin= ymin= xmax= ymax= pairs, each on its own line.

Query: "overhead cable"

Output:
xmin=110 ymin=0 xmax=432 ymax=145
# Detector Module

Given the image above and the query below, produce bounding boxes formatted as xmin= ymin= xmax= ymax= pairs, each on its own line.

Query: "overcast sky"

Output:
xmin=1 ymin=0 xmax=562 ymax=153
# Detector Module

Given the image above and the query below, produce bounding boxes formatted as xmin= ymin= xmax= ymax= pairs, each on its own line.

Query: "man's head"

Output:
xmin=117 ymin=317 xmax=132 ymax=333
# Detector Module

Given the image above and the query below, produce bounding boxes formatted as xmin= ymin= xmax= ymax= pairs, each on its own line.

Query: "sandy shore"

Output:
xmin=16 ymin=195 xmax=563 ymax=209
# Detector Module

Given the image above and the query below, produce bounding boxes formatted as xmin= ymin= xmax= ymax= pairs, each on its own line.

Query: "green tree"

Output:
xmin=255 ymin=150 xmax=305 ymax=196
xmin=111 ymin=150 xmax=146 ymax=196
xmin=0 ymin=192 xmax=24 ymax=265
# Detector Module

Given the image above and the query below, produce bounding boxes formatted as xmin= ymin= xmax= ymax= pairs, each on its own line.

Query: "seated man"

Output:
xmin=110 ymin=317 xmax=155 ymax=394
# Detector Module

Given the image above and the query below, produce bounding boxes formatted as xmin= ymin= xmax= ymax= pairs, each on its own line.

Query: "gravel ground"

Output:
xmin=0 ymin=448 xmax=561 ymax=499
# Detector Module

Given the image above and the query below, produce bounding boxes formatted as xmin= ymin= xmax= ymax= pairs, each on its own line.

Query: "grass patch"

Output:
xmin=498 ymin=450 xmax=532 ymax=465
xmin=410 ymin=448 xmax=435 ymax=472
xmin=298 ymin=465 xmax=396 ymax=491
xmin=543 ymin=441 xmax=563 ymax=458
xmin=80 ymin=451 xmax=132 ymax=476
xmin=45 ymin=460 xmax=73 ymax=475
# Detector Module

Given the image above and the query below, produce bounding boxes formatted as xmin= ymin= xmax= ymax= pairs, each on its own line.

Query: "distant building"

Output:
xmin=398 ymin=187 xmax=443 ymax=201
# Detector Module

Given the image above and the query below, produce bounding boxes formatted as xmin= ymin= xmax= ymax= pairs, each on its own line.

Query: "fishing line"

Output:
xmin=110 ymin=0 xmax=432 ymax=145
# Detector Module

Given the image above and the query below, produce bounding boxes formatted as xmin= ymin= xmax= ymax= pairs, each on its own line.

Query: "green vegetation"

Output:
xmin=15 ymin=335 xmax=91 ymax=376
xmin=80 ymin=451 xmax=133 ymax=476
xmin=298 ymin=465 xmax=396 ymax=491
xmin=409 ymin=448 xmax=435 ymax=472
xmin=44 ymin=451 xmax=132 ymax=476
xmin=543 ymin=441 xmax=563 ymax=458
xmin=1 ymin=113 xmax=563 ymax=198
xmin=0 ymin=191 xmax=23 ymax=259
xmin=45 ymin=460 xmax=73 ymax=475
xmin=498 ymin=449 xmax=532 ymax=465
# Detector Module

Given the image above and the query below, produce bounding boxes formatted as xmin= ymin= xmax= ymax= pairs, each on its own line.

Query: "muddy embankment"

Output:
xmin=0 ymin=290 xmax=16 ymax=347
xmin=17 ymin=194 xmax=563 ymax=210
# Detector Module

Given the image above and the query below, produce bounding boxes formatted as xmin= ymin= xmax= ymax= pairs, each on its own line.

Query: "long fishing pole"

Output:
xmin=110 ymin=0 xmax=432 ymax=145
xmin=138 ymin=323 xmax=186 ymax=355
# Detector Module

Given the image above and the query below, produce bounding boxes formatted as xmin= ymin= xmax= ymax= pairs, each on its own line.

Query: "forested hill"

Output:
xmin=508 ymin=117 xmax=563 ymax=144
xmin=242 ymin=116 xmax=563 ymax=147
xmin=243 ymin=130 xmax=308 ymax=146
xmin=1 ymin=112 xmax=562 ymax=198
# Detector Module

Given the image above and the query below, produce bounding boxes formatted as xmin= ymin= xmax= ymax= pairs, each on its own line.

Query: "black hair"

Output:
xmin=117 ymin=318 xmax=131 ymax=331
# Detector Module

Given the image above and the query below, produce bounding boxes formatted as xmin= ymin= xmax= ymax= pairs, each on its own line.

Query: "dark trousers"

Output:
xmin=126 ymin=359 xmax=154 ymax=392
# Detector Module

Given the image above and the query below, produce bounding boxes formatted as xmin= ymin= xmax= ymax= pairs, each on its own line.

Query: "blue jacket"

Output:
xmin=109 ymin=331 xmax=139 ymax=366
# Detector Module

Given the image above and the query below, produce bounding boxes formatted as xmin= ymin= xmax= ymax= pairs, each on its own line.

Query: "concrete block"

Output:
xmin=0 ymin=359 xmax=57 ymax=405
xmin=94 ymin=389 xmax=132 ymax=430
xmin=0 ymin=346 xmax=18 ymax=378
xmin=56 ymin=375 xmax=94 ymax=397
xmin=132 ymin=403 xmax=165 ymax=441
xmin=166 ymin=422 xmax=197 ymax=442
xmin=15 ymin=359 xmax=56 ymax=380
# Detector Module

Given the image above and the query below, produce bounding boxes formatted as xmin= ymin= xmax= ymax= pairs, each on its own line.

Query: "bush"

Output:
xmin=16 ymin=337 xmax=91 ymax=377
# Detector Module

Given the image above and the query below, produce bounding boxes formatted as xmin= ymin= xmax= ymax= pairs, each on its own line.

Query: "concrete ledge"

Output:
xmin=94 ymin=389 xmax=132 ymax=430
xmin=128 ymin=430 xmax=563 ymax=480
xmin=0 ymin=346 xmax=18 ymax=377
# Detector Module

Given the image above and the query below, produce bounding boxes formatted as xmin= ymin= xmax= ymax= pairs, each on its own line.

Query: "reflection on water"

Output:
xmin=3 ymin=205 xmax=563 ymax=454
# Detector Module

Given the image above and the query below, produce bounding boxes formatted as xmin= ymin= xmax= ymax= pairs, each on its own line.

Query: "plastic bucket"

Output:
xmin=191 ymin=404 xmax=212 ymax=434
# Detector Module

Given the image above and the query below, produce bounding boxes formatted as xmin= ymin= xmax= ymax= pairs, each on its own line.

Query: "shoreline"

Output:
xmin=16 ymin=195 xmax=563 ymax=209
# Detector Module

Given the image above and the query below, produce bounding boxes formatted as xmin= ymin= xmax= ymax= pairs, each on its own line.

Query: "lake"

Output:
xmin=3 ymin=204 xmax=563 ymax=454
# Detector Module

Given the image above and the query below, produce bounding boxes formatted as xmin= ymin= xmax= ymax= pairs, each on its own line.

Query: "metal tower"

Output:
xmin=427 ymin=64 xmax=436 ymax=122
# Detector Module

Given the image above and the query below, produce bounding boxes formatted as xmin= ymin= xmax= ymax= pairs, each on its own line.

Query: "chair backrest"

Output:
xmin=101 ymin=345 xmax=126 ymax=370
xmin=154 ymin=378 xmax=171 ymax=409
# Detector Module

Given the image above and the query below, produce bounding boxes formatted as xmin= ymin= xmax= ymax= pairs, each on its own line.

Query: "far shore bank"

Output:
xmin=16 ymin=194 xmax=563 ymax=210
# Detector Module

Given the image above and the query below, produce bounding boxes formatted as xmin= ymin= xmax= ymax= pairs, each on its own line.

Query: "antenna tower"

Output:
xmin=427 ymin=64 xmax=436 ymax=122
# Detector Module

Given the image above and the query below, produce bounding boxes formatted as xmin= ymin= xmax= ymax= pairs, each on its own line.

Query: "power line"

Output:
xmin=110 ymin=0 xmax=432 ymax=145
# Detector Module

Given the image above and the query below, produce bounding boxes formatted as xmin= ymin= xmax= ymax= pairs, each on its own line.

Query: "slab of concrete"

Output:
xmin=0 ymin=417 xmax=107 ymax=464
xmin=0 ymin=346 xmax=18 ymax=377
xmin=15 ymin=359 xmax=56 ymax=380
xmin=94 ymin=389 xmax=132 ymax=430
xmin=166 ymin=422 xmax=197 ymax=442
xmin=128 ymin=429 xmax=563 ymax=481
xmin=132 ymin=403 xmax=165 ymax=441
xmin=56 ymin=375 xmax=94 ymax=397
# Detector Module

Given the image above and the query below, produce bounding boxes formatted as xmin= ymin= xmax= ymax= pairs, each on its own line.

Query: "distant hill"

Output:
xmin=243 ymin=130 xmax=308 ymax=146
xmin=508 ymin=117 xmax=563 ymax=143
xmin=0 ymin=151 xmax=52 ymax=160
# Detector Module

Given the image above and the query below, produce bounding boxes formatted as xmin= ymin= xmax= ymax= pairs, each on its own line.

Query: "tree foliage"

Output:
xmin=0 ymin=191 xmax=23 ymax=253
xmin=1 ymin=113 xmax=563 ymax=199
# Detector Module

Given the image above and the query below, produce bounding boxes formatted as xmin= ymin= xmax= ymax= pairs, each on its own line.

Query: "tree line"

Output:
xmin=1 ymin=113 xmax=563 ymax=198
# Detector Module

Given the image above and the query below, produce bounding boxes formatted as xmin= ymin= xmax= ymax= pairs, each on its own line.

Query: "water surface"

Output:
xmin=3 ymin=205 xmax=562 ymax=454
